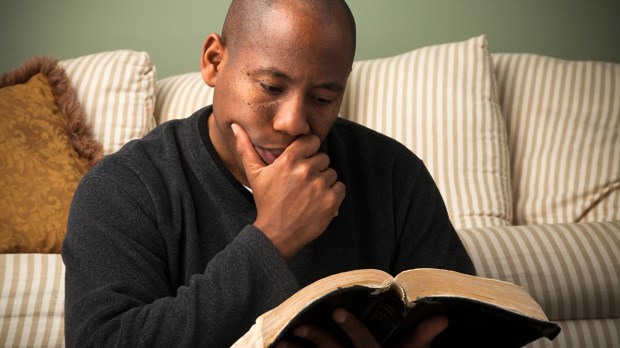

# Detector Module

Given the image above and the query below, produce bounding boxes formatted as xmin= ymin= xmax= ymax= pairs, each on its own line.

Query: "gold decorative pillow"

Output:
xmin=0 ymin=57 xmax=103 ymax=253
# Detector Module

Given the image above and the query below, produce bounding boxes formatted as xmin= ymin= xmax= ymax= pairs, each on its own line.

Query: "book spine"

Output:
xmin=360 ymin=290 xmax=405 ymax=344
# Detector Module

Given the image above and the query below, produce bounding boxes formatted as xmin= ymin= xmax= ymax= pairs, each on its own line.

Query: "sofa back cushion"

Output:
xmin=340 ymin=36 xmax=512 ymax=229
xmin=493 ymin=53 xmax=620 ymax=225
xmin=155 ymin=72 xmax=213 ymax=125
xmin=60 ymin=50 xmax=157 ymax=155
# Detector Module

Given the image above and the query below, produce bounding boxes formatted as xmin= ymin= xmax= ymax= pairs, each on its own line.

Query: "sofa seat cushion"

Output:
xmin=493 ymin=53 xmax=620 ymax=224
xmin=458 ymin=221 xmax=620 ymax=322
xmin=527 ymin=319 xmax=619 ymax=348
xmin=340 ymin=35 xmax=512 ymax=229
xmin=0 ymin=253 xmax=65 ymax=347
xmin=458 ymin=221 xmax=620 ymax=347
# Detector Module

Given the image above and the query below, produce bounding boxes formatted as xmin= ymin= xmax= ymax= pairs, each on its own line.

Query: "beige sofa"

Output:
xmin=1 ymin=35 xmax=618 ymax=347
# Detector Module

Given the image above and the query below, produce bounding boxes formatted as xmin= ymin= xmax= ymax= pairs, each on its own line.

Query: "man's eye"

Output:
xmin=311 ymin=95 xmax=335 ymax=104
xmin=259 ymin=81 xmax=283 ymax=94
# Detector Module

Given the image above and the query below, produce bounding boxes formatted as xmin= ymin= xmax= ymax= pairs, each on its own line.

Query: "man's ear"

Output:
xmin=201 ymin=33 xmax=226 ymax=87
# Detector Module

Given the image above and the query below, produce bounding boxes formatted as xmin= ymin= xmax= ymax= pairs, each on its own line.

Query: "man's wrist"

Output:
xmin=253 ymin=222 xmax=299 ymax=262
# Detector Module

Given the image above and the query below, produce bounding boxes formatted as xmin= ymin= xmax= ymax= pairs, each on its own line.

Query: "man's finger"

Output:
xmin=399 ymin=315 xmax=449 ymax=348
xmin=231 ymin=123 xmax=266 ymax=180
xmin=332 ymin=308 xmax=381 ymax=348
xmin=292 ymin=325 xmax=342 ymax=347
xmin=282 ymin=134 xmax=322 ymax=160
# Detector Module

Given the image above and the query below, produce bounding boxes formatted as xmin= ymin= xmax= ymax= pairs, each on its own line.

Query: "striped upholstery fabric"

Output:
xmin=458 ymin=221 xmax=620 ymax=348
xmin=0 ymin=254 xmax=64 ymax=347
xmin=60 ymin=50 xmax=157 ymax=155
xmin=492 ymin=53 xmax=620 ymax=225
xmin=340 ymin=35 xmax=512 ymax=229
xmin=155 ymin=72 xmax=213 ymax=125
xmin=528 ymin=319 xmax=620 ymax=348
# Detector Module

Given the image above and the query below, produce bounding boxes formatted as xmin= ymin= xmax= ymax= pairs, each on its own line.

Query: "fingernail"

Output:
xmin=294 ymin=326 xmax=308 ymax=338
xmin=333 ymin=309 xmax=346 ymax=324
xmin=231 ymin=123 xmax=238 ymax=135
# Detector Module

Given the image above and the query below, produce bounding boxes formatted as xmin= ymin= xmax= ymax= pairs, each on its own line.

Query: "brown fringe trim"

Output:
xmin=0 ymin=56 xmax=104 ymax=166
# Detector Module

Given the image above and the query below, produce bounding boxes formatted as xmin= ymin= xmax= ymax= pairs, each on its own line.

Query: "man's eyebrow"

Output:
xmin=316 ymin=82 xmax=345 ymax=92
xmin=253 ymin=67 xmax=345 ymax=92
xmin=254 ymin=67 xmax=291 ymax=80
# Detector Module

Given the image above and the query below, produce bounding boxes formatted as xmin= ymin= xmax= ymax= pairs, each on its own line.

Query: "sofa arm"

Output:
xmin=0 ymin=253 xmax=65 ymax=347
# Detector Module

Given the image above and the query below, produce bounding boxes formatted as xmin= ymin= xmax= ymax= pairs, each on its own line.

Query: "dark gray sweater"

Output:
xmin=62 ymin=106 xmax=474 ymax=347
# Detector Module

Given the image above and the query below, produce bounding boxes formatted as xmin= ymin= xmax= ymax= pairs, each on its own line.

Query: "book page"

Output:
xmin=395 ymin=268 xmax=548 ymax=320
xmin=258 ymin=269 xmax=396 ymax=344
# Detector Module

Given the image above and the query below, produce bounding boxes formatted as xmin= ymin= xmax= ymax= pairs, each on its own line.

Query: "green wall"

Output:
xmin=1 ymin=0 xmax=619 ymax=78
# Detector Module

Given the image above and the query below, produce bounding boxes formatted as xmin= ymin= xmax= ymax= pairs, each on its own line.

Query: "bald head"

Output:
xmin=221 ymin=0 xmax=356 ymax=60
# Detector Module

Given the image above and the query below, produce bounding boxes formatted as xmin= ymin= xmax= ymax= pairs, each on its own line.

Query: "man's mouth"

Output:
xmin=255 ymin=146 xmax=284 ymax=165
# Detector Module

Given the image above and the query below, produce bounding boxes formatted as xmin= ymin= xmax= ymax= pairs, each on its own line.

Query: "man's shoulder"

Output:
xmin=327 ymin=117 xmax=428 ymax=186
xmin=140 ymin=108 xmax=206 ymax=147
xmin=115 ymin=108 xmax=207 ymax=159
xmin=85 ymin=109 xmax=207 ymax=184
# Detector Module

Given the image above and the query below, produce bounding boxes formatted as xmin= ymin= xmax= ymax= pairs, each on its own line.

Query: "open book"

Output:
xmin=232 ymin=268 xmax=561 ymax=347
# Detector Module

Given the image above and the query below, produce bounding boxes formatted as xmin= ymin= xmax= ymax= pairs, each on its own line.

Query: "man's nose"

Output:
xmin=273 ymin=94 xmax=311 ymax=136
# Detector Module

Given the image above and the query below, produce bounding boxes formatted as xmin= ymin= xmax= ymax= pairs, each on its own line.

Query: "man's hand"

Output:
xmin=397 ymin=315 xmax=449 ymax=348
xmin=275 ymin=309 xmax=449 ymax=348
xmin=231 ymin=123 xmax=346 ymax=261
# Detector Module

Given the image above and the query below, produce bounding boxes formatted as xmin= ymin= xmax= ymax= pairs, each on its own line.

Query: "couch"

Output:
xmin=1 ymin=35 xmax=618 ymax=347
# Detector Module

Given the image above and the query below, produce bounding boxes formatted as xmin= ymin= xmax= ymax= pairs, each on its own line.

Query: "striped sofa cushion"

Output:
xmin=527 ymin=319 xmax=619 ymax=348
xmin=492 ymin=53 xmax=620 ymax=225
xmin=155 ymin=72 xmax=214 ymax=125
xmin=340 ymin=35 xmax=512 ymax=229
xmin=60 ymin=50 xmax=157 ymax=155
xmin=458 ymin=221 xmax=620 ymax=348
xmin=0 ymin=254 xmax=65 ymax=347
xmin=458 ymin=221 xmax=620 ymax=321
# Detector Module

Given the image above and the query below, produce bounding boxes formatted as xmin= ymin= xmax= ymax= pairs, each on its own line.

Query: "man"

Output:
xmin=62 ymin=0 xmax=474 ymax=347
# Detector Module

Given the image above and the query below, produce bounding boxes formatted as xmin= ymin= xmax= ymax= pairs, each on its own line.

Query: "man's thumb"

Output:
xmin=231 ymin=123 xmax=266 ymax=179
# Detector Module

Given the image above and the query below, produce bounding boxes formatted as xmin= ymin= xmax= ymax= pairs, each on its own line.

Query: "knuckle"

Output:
xmin=333 ymin=181 xmax=346 ymax=198
xmin=325 ymin=185 xmax=345 ymax=208
xmin=295 ymin=163 xmax=313 ymax=180
xmin=308 ymin=135 xmax=321 ymax=148
xmin=325 ymin=168 xmax=338 ymax=182
xmin=318 ymin=153 xmax=331 ymax=168
xmin=278 ymin=151 xmax=294 ymax=164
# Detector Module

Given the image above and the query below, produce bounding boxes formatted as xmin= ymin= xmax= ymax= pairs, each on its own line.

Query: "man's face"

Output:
xmin=203 ymin=3 xmax=354 ymax=184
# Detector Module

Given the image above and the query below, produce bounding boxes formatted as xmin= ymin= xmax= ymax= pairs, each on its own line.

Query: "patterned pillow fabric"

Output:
xmin=0 ymin=57 xmax=103 ymax=253
xmin=340 ymin=35 xmax=512 ymax=229
xmin=493 ymin=53 xmax=620 ymax=224
xmin=60 ymin=50 xmax=157 ymax=154
xmin=155 ymin=72 xmax=214 ymax=125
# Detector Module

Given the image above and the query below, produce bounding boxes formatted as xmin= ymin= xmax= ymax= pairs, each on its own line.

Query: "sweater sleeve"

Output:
xmin=62 ymin=174 xmax=300 ymax=347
